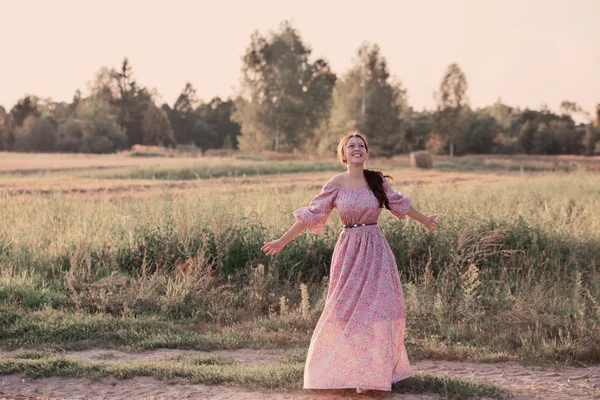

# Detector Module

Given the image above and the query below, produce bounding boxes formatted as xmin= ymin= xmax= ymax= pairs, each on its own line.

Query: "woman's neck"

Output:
xmin=346 ymin=163 xmax=365 ymax=180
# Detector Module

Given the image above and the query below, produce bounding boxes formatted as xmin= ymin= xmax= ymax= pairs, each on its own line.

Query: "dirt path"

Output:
xmin=1 ymin=349 xmax=599 ymax=399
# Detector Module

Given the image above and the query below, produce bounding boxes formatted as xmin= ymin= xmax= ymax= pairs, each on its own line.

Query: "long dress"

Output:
xmin=293 ymin=178 xmax=414 ymax=391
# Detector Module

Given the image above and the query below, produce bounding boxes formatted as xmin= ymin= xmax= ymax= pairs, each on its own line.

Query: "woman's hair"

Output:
xmin=337 ymin=132 xmax=392 ymax=210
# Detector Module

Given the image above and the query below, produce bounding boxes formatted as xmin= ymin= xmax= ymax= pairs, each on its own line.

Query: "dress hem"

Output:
xmin=303 ymin=369 xmax=415 ymax=392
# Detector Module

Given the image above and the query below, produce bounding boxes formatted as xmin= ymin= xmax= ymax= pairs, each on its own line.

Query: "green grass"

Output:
xmin=0 ymin=308 xmax=309 ymax=351
xmin=0 ymin=355 xmax=509 ymax=398
xmin=393 ymin=373 xmax=509 ymax=399
xmin=86 ymin=159 xmax=344 ymax=180
xmin=0 ymin=167 xmax=599 ymax=366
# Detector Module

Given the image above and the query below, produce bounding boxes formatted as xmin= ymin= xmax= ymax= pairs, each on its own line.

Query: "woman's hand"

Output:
xmin=261 ymin=221 xmax=308 ymax=256
xmin=261 ymin=239 xmax=286 ymax=256
xmin=422 ymin=215 xmax=438 ymax=232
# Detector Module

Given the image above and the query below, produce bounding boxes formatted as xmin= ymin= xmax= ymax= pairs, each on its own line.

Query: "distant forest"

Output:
xmin=1 ymin=22 xmax=599 ymax=157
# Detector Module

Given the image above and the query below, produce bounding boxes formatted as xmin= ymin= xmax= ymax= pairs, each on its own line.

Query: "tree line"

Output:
xmin=1 ymin=21 xmax=599 ymax=156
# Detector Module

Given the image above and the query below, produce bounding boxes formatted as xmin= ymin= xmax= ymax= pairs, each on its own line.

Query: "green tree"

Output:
xmin=197 ymin=97 xmax=241 ymax=149
xmin=559 ymin=100 xmax=590 ymax=123
xmin=191 ymin=120 xmax=219 ymax=150
xmin=9 ymin=96 xmax=41 ymax=131
xmin=232 ymin=97 xmax=265 ymax=152
xmin=328 ymin=43 xmax=406 ymax=156
xmin=56 ymin=118 xmax=85 ymax=152
xmin=455 ymin=112 xmax=500 ymax=154
xmin=434 ymin=63 xmax=468 ymax=157
xmin=174 ymin=82 xmax=199 ymax=114
xmin=12 ymin=115 xmax=38 ymax=152
xmin=88 ymin=67 xmax=120 ymax=103
xmin=234 ymin=21 xmax=336 ymax=153
xmin=142 ymin=104 xmax=176 ymax=146
xmin=165 ymin=82 xmax=200 ymax=145
xmin=29 ymin=114 xmax=58 ymax=152
xmin=162 ymin=83 xmax=224 ymax=150
xmin=87 ymin=58 xmax=166 ymax=150
xmin=509 ymin=109 xmax=583 ymax=154
xmin=517 ymin=119 xmax=537 ymax=153
xmin=583 ymin=124 xmax=600 ymax=155
xmin=0 ymin=106 xmax=8 ymax=150
xmin=532 ymin=123 xmax=560 ymax=154
xmin=47 ymin=101 xmax=73 ymax=123
xmin=75 ymin=98 xmax=128 ymax=153
xmin=553 ymin=120 xmax=584 ymax=154
xmin=405 ymin=109 xmax=434 ymax=153
xmin=480 ymin=100 xmax=517 ymax=130
xmin=112 ymin=58 xmax=153 ymax=147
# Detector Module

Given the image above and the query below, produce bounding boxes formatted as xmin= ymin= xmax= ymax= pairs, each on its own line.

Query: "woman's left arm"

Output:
xmin=407 ymin=205 xmax=437 ymax=233
xmin=384 ymin=178 xmax=437 ymax=233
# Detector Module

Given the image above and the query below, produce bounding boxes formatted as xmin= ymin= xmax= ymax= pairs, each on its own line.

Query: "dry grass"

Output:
xmin=2 ymin=151 xmax=599 ymax=174
xmin=0 ymin=152 xmax=598 ymax=370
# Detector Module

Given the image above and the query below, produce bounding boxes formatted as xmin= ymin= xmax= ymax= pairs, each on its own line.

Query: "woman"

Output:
xmin=261 ymin=133 xmax=437 ymax=394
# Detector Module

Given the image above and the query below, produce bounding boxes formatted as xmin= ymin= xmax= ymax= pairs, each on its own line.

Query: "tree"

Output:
xmin=74 ymin=97 xmax=128 ymax=153
xmin=405 ymin=108 xmax=434 ymax=153
xmin=87 ymin=58 xmax=168 ymax=149
xmin=328 ymin=43 xmax=406 ymax=156
xmin=12 ymin=115 xmax=38 ymax=152
xmin=81 ymin=117 xmax=128 ymax=154
xmin=234 ymin=21 xmax=336 ymax=153
xmin=197 ymin=97 xmax=241 ymax=149
xmin=111 ymin=58 xmax=153 ymax=147
xmin=174 ymin=82 xmax=199 ymax=114
xmin=508 ymin=108 xmax=583 ymax=154
xmin=583 ymin=124 xmax=600 ymax=155
xmin=88 ymin=66 xmax=120 ymax=103
xmin=480 ymin=100 xmax=517 ymax=130
xmin=455 ymin=112 xmax=500 ymax=155
xmin=56 ymin=118 xmax=85 ymax=152
xmin=29 ymin=114 xmax=58 ymax=152
xmin=0 ymin=106 xmax=8 ymax=150
xmin=9 ymin=96 xmax=41 ymax=129
xmin=434 ymin=63 xmax=468 ymax=157
xmin=142 ymin=104 xmax=176 ymax=146
xmin=532 ymin=123 xmax=561 ymax=154
xmin=559 ymin=100 xmax=592 ymax=124
xmin=560 ymin=101 xmax=581 ymax=116
xmin=191 ymin=120 xmax=219 ymax=150
xmin=166 ymin=82 xmax=201 ymax=145
xmin=47 ymin=101 xmax=73 ymax=123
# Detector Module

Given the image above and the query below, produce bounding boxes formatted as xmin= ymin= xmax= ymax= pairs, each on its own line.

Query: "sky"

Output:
xmin=1 ymin=0 xmax=599 ymax=118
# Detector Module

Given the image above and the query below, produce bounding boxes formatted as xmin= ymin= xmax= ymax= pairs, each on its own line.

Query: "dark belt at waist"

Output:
xmin=344 ymin=222 xmax=378 ymax=229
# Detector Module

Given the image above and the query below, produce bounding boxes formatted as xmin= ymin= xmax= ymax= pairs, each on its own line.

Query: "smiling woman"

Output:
xmin=261 ymin=132 xmax=437 ymax=394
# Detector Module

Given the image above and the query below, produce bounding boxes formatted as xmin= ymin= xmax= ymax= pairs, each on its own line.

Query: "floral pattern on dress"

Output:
xmin=293 ymin=179 xmax=413 ymax=391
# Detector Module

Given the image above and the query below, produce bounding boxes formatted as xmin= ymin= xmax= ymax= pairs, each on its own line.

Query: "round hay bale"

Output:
xmin=410 ymin=151 xmax=433 ymax=169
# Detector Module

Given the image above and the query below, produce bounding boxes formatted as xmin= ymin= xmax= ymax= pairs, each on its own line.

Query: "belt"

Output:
xmin=344 ymin=222 xmax=378 ymax=229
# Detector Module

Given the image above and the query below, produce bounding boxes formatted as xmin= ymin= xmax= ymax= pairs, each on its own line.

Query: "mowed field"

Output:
xmin=0 ymin=151 xmax=599 ymax=399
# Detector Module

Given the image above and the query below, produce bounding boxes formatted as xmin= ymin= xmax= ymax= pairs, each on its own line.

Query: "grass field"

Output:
xmin=0 ymin=151 xmax=598 ymax=398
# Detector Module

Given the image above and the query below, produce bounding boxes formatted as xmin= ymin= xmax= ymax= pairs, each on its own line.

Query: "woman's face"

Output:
xmin=344 ymin=136 xmax=368 ymax=165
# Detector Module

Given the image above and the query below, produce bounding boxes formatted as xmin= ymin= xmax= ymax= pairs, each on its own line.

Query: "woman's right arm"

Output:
xmin=261 ymin=221 xmax=308 ymax=256
xmin=262 ymin=180 xmax=338 ymax=256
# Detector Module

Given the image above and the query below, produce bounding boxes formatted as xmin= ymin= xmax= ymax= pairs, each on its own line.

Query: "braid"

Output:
xmin=363 ymin=169 xmax=392 ymax=209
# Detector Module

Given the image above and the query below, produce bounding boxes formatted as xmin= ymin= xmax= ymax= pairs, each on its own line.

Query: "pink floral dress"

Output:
xmin=293 ymin=178 xmax=413 ymax=391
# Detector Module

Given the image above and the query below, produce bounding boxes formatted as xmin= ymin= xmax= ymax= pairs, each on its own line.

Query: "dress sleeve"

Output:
xmin=384 ymin=178 xmax=411 ymax=220
xmin=293 ymin=182 xmax=338 ymax=234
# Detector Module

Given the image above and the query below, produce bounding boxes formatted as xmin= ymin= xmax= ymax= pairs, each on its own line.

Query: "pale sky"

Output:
xmin=2 ymin=0 xmax=599 ymax=117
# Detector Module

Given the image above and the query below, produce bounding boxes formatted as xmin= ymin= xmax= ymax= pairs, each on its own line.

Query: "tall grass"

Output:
xmin=84 ymin=158 xmax=345 ymax=180
xmin=0 ymin=169 xmax=598 ymax=364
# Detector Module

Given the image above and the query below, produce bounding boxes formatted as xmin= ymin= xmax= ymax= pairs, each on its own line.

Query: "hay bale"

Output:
xmin=410 ymin=151 xmax=433 ymax=169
